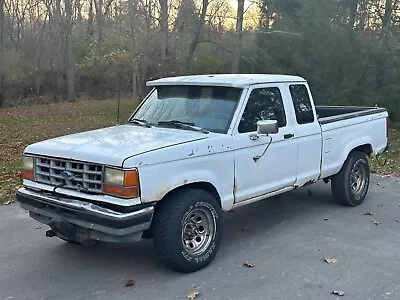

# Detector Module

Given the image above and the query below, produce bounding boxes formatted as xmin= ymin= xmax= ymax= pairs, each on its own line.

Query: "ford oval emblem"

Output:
xmin=60 ymin=170 xmax=73 ymax=179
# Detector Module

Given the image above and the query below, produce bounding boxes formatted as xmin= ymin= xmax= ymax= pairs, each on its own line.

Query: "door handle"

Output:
xmin=284 ymin=133 xmax=294 ymax=139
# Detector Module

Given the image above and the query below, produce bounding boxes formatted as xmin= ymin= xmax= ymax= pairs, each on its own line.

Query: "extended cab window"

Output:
xmin=238 ymin=87 xmax=286 ymax=133
xmin=289 ymin=84 xmax=315 ymax=124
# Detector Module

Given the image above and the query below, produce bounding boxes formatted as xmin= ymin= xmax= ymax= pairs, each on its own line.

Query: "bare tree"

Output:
xmin=232 ymin=0 xmax=244 ymax=73
xmin=65 ymin=0 xmax=74 ymax=100
xmin=382 ymin=0 xmax=392 ymax=28
xmin=186 ymin=0 xmax=209 ymax=65
xmin=159 ymin=0 xmax=168 ymax=62
xmin=347 ymin=0 xmax=358 ymax=29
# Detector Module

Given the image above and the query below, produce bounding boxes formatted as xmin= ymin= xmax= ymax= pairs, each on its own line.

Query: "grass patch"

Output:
xmin=370 ymin=124 xmax=400 ymax=176
xmin=0 ymin=98 xmax=137 ymax=203
xmin=0 ymin=100 xmax=398 ymax=204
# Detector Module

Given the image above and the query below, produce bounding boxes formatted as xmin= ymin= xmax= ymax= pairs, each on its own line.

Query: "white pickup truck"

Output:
xmin=17 ymin=74 xmax=388 ymax=273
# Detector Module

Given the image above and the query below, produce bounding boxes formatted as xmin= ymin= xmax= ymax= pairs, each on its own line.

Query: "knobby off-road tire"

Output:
xmin=331 ymin=151 xmax=370 ymax=207
xmin=152 ymin=188 xmax=223 ymax=273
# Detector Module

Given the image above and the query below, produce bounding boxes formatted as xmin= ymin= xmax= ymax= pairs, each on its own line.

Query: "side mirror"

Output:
xmin=257 ymin=120 xmax=278 ymax=135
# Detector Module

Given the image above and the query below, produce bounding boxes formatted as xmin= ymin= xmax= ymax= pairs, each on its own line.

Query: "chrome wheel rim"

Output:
xmin=181 ymin=207 xmax=216 ymax=256
xmin=350 ymin=159 xmax=367 ymax=195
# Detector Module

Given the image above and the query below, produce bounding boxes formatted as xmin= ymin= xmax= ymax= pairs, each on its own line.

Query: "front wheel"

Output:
xmin=331 ymin=151 xmax=370 ymax=206
xmin=152 ymin=189 xmax=222 ymax=273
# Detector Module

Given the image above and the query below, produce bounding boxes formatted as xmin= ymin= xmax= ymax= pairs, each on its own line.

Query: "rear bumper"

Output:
xmin=16 ymin=187 xmax=154 ymax=242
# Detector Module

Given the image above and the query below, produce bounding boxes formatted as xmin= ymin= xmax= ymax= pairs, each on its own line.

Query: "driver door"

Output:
xmin=233 ymin=84 xmax=298 ymax=203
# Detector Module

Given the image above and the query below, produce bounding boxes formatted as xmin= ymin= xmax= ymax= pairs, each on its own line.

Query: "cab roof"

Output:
xmin=146 ymin=74 xmax=306 ymax=89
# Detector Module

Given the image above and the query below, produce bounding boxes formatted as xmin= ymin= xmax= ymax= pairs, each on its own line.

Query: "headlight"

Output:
xmin=21 ymin=155 xmax=35 ymax=180
xmin=103 ymin=167 xmax=140 ymax=198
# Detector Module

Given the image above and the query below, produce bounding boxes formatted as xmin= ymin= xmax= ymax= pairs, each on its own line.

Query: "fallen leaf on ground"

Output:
xmin=187 ymin=288 xmax=200 ymax=299
xmin=372 ymin=220 xmax=381 ymax=225
xmin=241 ymin=226 xmax=251 ymax=232
xmin=363 ymin=212 xmax=373 ymax=216
xmin=243 ymin=261 xmax=256 ymax=268
xmin=36 ymin=226 xmax=42 ymax=230
xmin=3 ymin=200 xmax=13 ymax=205
xmin=323 ymin=257 xmax=338 ymax=264
xmin=331 ymin=290 xmax=345 ymax=296
xmin=395 ymin=220 xmax=400 ymax=223
xmin=124 ymin=280 xmax=135 ymax=287
xmin=324 ymin=218 xmax=329 ymax=221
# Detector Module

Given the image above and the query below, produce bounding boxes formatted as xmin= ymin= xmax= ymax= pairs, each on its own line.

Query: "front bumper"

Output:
xmin=16 ymin=187 xmax=154 ymax=243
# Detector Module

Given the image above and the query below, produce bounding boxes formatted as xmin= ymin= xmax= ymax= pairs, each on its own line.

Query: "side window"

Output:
xmin=289 ymin=84 xmax=314 ymax=124
xmin=238 ymin=87 xmax=286 ymax=133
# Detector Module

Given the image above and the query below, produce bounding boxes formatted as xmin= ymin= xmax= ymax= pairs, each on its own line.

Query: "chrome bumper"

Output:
xmin=16 ymin=187 xmax=154 ymax=242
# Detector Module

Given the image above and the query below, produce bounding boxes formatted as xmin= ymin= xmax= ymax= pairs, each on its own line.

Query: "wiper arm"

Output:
xmin=157 ymin=120 xmax=209 ymax=134
xmin=158 ymin=120 xmax=195 ymax=126
xmin=128 ymin=118 xmax=152 ymax=128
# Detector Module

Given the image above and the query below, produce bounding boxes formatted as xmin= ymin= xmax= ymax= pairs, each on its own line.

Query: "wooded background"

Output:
xmin=0 ymin=0 xmax=399 ymax=120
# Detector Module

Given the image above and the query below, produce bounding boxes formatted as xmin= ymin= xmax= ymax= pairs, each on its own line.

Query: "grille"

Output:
xmin=35 ymin=157 xmax=103 ymax=193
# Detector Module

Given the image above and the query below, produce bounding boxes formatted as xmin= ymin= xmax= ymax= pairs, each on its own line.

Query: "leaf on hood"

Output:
xmin=331 ymin=290 xmax=344 ymax=296
xmin=372 ymin=220 xmax=381 ymax=225
xmin=363 ymin=212 xmax=373 ymax=216
xmin=323 ymin=257 xmax=337 ymax=264
xmin=243 ymin=261 xmax=256 ymax=268
xmin=187 ymin=288 xmax=200 ymax=299
xmin=307 ymin=189 xmax=313 ymax=196
xmin=124 ymin=279 xmax=135 ymax=287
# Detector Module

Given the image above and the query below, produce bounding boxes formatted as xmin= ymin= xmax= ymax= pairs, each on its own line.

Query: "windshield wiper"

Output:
xmin=128 ymin=118 xmax=152 ymax=128
xmin=157 ymin=120 xmax=209 ymax=134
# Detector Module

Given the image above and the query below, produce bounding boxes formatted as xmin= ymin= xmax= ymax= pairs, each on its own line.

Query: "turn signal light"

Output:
xmin=103 ymin=184 xmax=139 ymax=198
xmin=21 ymin=170 xmax=34 ymax=180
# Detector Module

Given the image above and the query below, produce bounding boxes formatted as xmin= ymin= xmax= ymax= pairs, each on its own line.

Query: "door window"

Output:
xmin=238 ymin=87 xmax=286 ymax=133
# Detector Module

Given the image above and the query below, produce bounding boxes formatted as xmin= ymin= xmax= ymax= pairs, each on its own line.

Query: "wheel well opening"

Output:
xmin=353 ymin=144 xmax=373 ymax=156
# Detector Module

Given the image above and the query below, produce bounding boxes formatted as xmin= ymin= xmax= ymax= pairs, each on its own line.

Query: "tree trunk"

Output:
xmin=382 ymin=0 xmax=392 ymax=28
xmin=65 ymin=0 xmax=75 ymax=100
xmin=54 ymin=0 xmax=63 ymax=100
xmin=347 ymin=0 xmax=358 ymax=29
xmin=128 ymin=0 xmax=138 ymax=35
xmin=172 ymin=0 xmax=189 ymax=59
xmin=186 ymin=0 xmax=209 ymax=65
xmin=159 ymin=0 xmax=168 ymax=62
xmin=0 ymin=0 xmax=4 ymax=107
xmin=88 ymin=0 xmax=94 ymax=36
xmin=232 ymin=0 xmax=244 ymax=73
xmin=95 ymin=0 xmax=104 ymax=61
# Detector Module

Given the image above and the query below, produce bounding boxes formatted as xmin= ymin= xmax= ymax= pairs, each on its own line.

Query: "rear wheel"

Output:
xmin=331 ymin=151 xmax=370 ymax=206
xmin=152 ymin=188 xmax=222 ymax=273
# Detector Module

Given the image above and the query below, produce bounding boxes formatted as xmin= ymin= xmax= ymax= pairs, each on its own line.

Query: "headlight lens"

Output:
xmin=103 ymin=167 xmax=140 ymax=198
xmin=22 ymin=156 xmax=34 ymax=171
xmin=104 ymin=168 xmax=124 ymax=186
xmin=21 ymin=155 xmax=35 ymax=180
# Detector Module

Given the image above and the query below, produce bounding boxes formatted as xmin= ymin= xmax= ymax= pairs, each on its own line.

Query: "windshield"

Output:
xmin=131 ymin=85 xmax=242 ymax=133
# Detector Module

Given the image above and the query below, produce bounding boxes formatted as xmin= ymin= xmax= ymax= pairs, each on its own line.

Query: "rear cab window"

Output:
xmin=289 ymin=84 xmax=315 ymax=124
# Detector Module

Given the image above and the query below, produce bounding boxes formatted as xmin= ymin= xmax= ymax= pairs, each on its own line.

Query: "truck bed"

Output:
xmin=316 ymin=106 xmax=387 ymax=124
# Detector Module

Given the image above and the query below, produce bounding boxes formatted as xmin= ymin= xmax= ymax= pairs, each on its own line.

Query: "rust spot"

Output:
xmin=233 ymin=177 xmax=237 ymax=201
xmin=302 ymin=179 xmax=316 ymax=187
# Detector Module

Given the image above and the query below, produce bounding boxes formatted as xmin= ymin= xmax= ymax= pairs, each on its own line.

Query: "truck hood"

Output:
xmin=24 ymin=124 xmax=209 ymax=166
